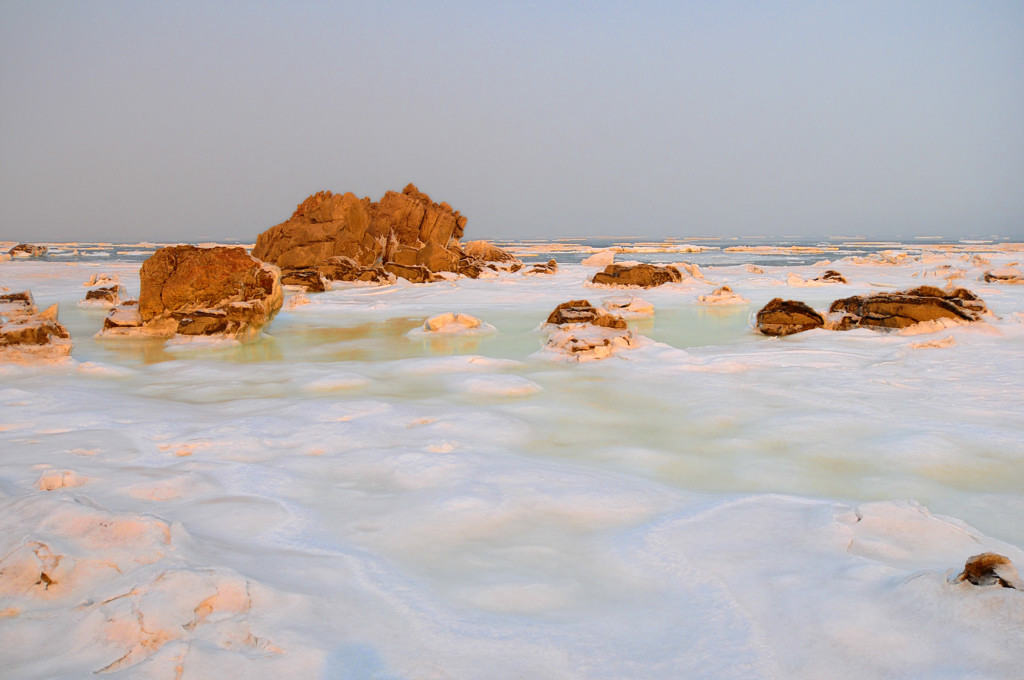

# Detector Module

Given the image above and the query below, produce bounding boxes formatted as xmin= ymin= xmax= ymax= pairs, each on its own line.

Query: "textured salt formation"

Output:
xmin=601 ymin=295 xmax=655 ymax=318
xmin=540 ymin=299 xmax=636 ymax=360
xmin=582 ymin=249 xmax=615 ymax=267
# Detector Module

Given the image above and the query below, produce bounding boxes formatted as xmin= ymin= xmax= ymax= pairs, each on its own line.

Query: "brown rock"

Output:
xmin=525 ymin=259 xmax=558 ymax=276
xmin=956 ymin=552 xmax=1020 ymax=588
xmin=111 ymin=245 xmax=282 ymax=338
xmin=317 ymin=256 xmax=393 ymax=284
xmin=416 ymin=243 xmax=461 ymax=273
xmin=8 ymin=243 xmax=47 ymax=257
xmin=983 ymin=268 xmax=1024 ymax=284
xmin=755 ymin=298 xmax=825 ymax=336
xmin=384 ymin=262 xmax=437 ymax=284
xmin=280 ymin=268 xmax=329 ymax=292
xmin=590 ymin=263 xmax=682 ymax=288
xmin=829 ymin=286 xmax=986 ymax=330
xmin=815 ymin=270 xmax=848 ymax=284
xmin=0 ymin=291 xmax=39 ymax=318
xmin=83 ymin=285 xmax=125 ymax=306
xmin=546 ymin=300 xmax=627 ymax=329
xmin=0 ymin=299 xmax=72 ymax=362
xmin=463 ymin=240 xmax=520 ymax=265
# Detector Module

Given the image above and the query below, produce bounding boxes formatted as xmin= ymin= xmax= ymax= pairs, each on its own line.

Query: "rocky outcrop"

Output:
xmin=253 ymin=184 xmax=482 ymax=283
xmin=601 ymin=296 xmax=654 ymax=318
xmin=590 ymin=263 xmax=682 ymax=288
xmin=100 ymin=245 xmax=282 ymax=338
xmin=8 ymin=243 xmax=47 ymax=257
xmin=546 ymin=300 xmax=626 ymax=329
xmin=755 ymin=298 xmax=825 ymax=336
xmin=463 ymin=241 xmax=522 ymax=270
xmin=1 ymin=297 xmax=71 ymax=362
xmin=317 ymin=256 xmax=393 ymax=284
xmin=829 ymin=286 xmax=986 ymax=330
xmin=815 ymin=270 xmax=848 ymax=284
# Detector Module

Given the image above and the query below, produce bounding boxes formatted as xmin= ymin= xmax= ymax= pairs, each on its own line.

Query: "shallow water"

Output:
xmin=2 ymin=239 xmax=1024 ymax=678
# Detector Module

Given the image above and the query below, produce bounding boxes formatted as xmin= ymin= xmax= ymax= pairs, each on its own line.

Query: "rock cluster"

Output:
xmin=0 ymin=291 xmax=71 ymax=362
xmin=100 ymin=245 xmax=282 ymax=338
xmin=755 ymin=286 xmax=988 ymax=336
xmin=542 ymin=299 xmax=636 ymax=361
xmin=8 ymin=243 xmax=47 ymax=257
xmin=590 ymin=263 xmax=682 ymax=288
xmin=524 ymin=259 xmax=558 ymax=276
xmin=983 ymin=268 xmax=1023 ymax=284
xmin=252 ymin=185 xmax=518 ymax=287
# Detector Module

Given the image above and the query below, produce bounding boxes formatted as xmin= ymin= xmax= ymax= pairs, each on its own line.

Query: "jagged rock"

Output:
xmin=1 ymin=302 xmax=72 ymax=362
xmin=82 ymin=285 xmax=125 ymax=307
xmin=524 ymin=259 xmax=558 ymax=276
xmin=280 ymin=268 xmax=329 ymax=292
xmin=546 ymin=300 xmax=626 ymax=329
xmin=698 ymin=286 xmax=749 ymax=305
xmin=101 ymin=246 xmax=282 ymax=339
xmin=983 ymin=268 xmax=1023 ymax=284
xmin=253 ymin=184 xmax=471 ymax=281
xmin=956 ymin=553 xmax=1021 ymax=589
xmin=101 ymin=301 xmax=142 ymax=332
xmin=755 ymin=298 xmax=825 ymax=336
xmin=0 ymin=291 xmax=38 ymax=318
xmin=83 ymin=273 xmax=119 ymax=287
xmin=591 ymin=263 xmax=682 ymax=288
xmin=8 ymin=243 xmax=47 ymax=257
xmin=815 ymin=270 xmax=848 ymax=284
xmin=828 ymin=286 xmax=986 ymax=330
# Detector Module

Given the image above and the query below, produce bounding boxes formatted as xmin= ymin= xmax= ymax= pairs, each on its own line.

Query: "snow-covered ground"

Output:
xmin=2 ymin=241 xmax=1023 ymax=679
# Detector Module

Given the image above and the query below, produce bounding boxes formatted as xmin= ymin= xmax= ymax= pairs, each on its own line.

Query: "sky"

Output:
xmin=1 ymin=1 xmax=1022 ymax=242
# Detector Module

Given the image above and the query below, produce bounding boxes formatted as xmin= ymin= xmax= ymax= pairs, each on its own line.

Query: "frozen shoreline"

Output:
xmin=2 ymin=240 xmax=1023 ymax=678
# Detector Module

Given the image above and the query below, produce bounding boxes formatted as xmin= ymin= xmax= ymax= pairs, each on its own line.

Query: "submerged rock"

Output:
xmin=591 ymin=263 xmax=682 ymax=288
xmin=956 ymin=553 xmax=1021 ymax=589
xmin=8 ymin=243 xmax=47 ymax=257
xmin=524 ymin=259 xmax=558 ymax=276
xmin=81 ymin=285 xmax=125 ymax=307
xmin=829 ymin=286 xmax=986 ymax=330
xmin=100 ymin=245 xmax=282 ymax=339
xmin=755 ymin=298 xmax=825 ymax=336
xmin=698 ymin=286 xmax=749 ymax=305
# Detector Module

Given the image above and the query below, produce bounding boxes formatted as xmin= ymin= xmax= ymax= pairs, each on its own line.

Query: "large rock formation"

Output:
xmin=590 ymin=263 xmax=682 ymax=288
xmin=100 ymin=245 xmax=282 ymax=338
xmin=829 ymin=286 xmax=986 ymax=330
xmin=253 ymin=184 xmax=487 ymax=284
xmin=0 ymin=294 xmax=71 ymax=362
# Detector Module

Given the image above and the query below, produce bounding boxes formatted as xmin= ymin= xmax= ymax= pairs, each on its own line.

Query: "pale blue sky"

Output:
xmin=1 ymin=1 xmax=1022 ymax=241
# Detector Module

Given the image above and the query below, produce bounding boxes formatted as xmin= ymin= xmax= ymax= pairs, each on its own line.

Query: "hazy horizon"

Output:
xmin=2 ymin=1 xmax=1022 ymax=242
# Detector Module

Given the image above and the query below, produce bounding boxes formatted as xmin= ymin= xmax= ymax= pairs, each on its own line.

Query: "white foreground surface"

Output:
xmin=2 ymin=242 xmax=1024 ymax=679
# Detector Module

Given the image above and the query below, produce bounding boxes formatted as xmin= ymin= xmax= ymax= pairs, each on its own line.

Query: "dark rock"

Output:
xmin=0 ymin=301 xmax=72 ymax=361
xmin=755 ymin=298 xmax=825 ymax=336
xmin=384 ymin=262 xmax=437 ymax=284
xmin=83 ymin=285 xmax=125 ymax=306
xmin=983 ymin=268 xmax=1023 ymax=284
xmin=591 ymin=263 xmax=682 ymax=288
xmin=815 ymin=270 xmax=848 ymax=284
xmin=0 ymin=291 xmax=38 ymax=318
xmin=280 ymin=268 xmax=329 ymax=292
xmin=8 ymin=243 xmax=47 ymax=257
xmin=525 ymin=259 xmax=558 ymax=276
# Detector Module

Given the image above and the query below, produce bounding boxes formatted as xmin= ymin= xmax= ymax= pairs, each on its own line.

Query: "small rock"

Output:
xmin=546 ymin=300 xmax=626 ymax=329
xmin=590 ymin=263 xmax=682 ymax=288
xmin=983 ymin=268 xmax=1023 ymax=284
xmin=524 ymin=259 xmax=558 ymax=276
xmin=280 ymin=268 xmax=329 ymax=292
xmin=956 ymin=552 xmax=1021 ymax=589
xmin=755 ymin=298 xmax=825 ymax=336
xmin=698 ymin=286 xmax=749 ymax=305
xmin=8 ymin=243 xmax=47 ymax=257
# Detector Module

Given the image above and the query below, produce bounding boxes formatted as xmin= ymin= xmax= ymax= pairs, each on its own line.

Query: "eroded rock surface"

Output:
xmin=755 ymin=298 xmax=825 ymax=336
xmin=591 ymin=263 xmax=682 ymax=288
xmin=253 ymin=184 xmax=486 ymax=283
xmin=829 ymin=286 xmax=986 ymax=330
xmin=100 ymin=246 xmax=282 ymax=338
xmin=8 ymin=243 xmax=47 ymax=257
xmin=542 ymin=299 xmax=635 ymax=360
xmin=956 ymin=553 xmax=1021 ymax=589
xmin=0 ymin=298 xmax=71 ymax=362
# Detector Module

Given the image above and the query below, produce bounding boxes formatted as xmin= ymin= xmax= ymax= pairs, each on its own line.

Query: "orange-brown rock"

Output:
xmin=755 ymin=298 xmax=825 ymax=336
xmin=590 ymin=263 xmax=682 ymax=288
xmin=384 ymin=262 xmax=437 ymax=284
xmin=0 ymin=291 xmax=38 ymax=318
xmin=956 ymin=552 xmax=1020 ymax=589
xmin=463 ymin=241 xmax=520 ymax=266
xmin=280 ymin=268 xmax=329 ymax=292
xmin=546 ymin=300 xmax=627 ymax=329
xmin=317 ymin=256 xmax=393 ymax=284
xmin=828 ymin=286 xmax=986 ymax=329
xmin=253 ymin=184 xmax=469 ymax=280
xmin=1 ymin=300 xmax=72 ymax=362
xmin=8 ymin=243 xmax=47 ymax=257
xmin=104 ymin=245 xmax=282 ymax=338
xmin=524 ymin=259 xmax=558 ymax=276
